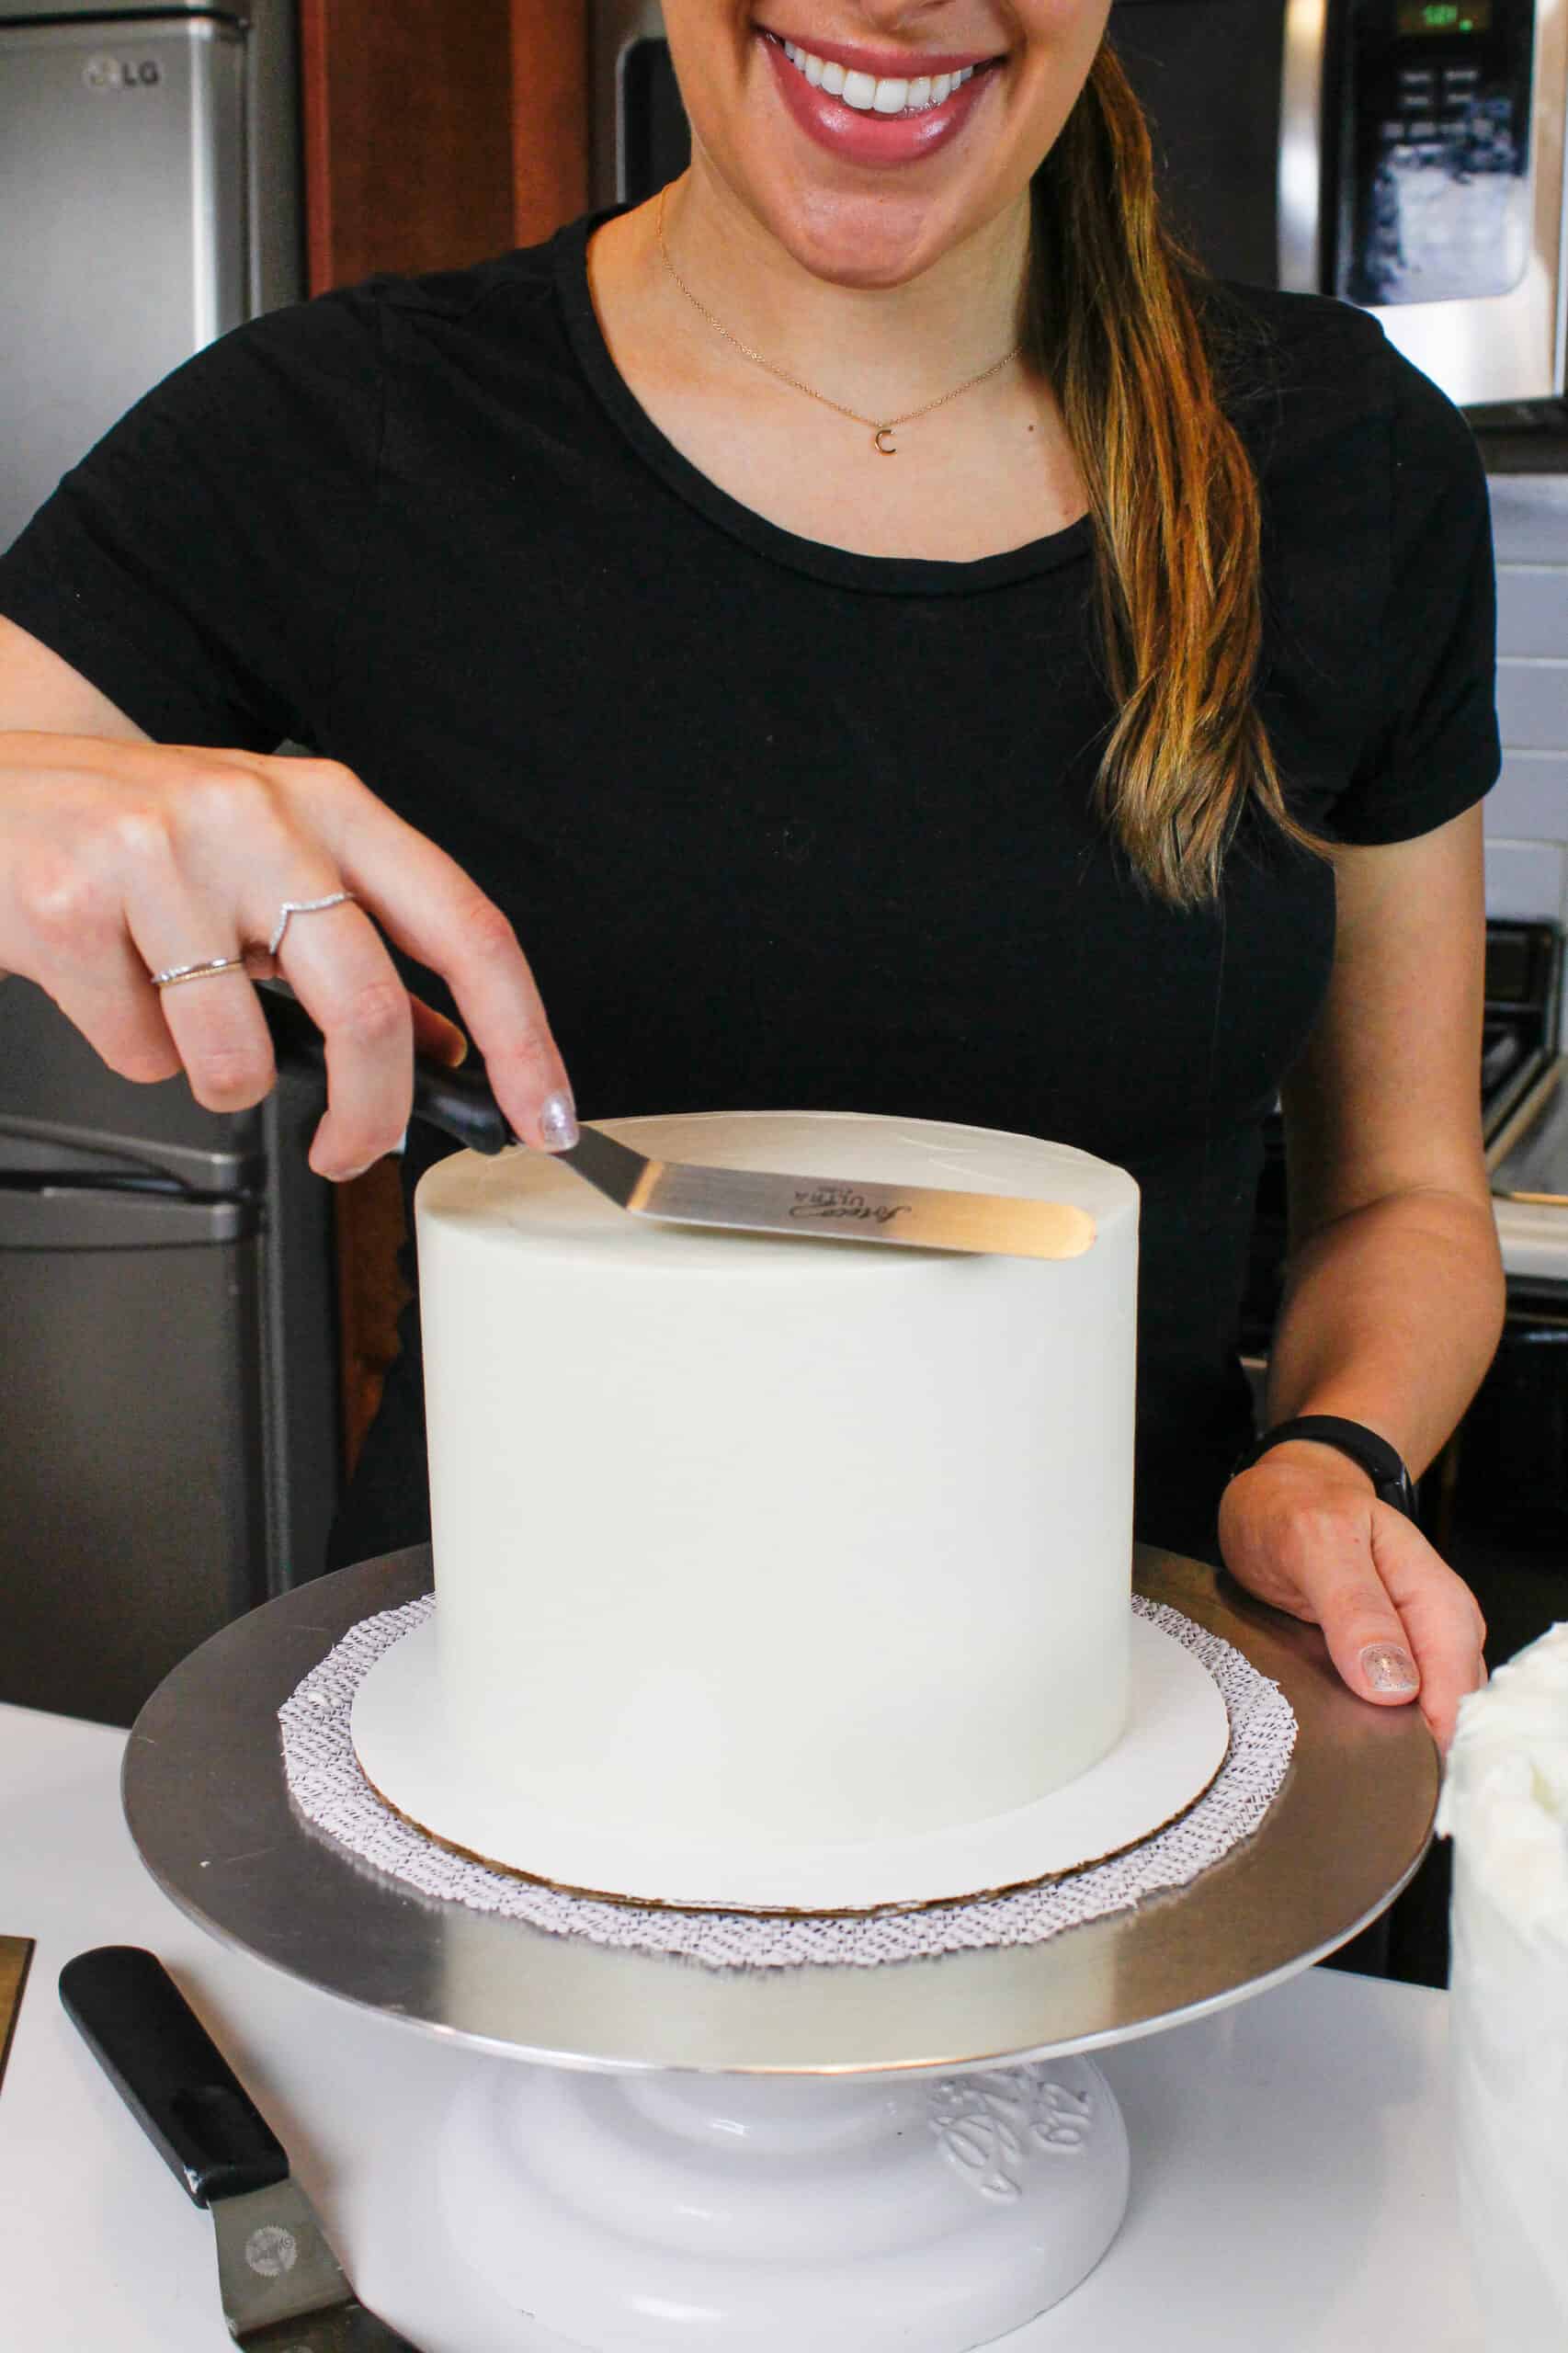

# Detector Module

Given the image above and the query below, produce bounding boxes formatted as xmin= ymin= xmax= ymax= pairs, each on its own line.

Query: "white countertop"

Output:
xmin=1493 ymin=1055 xmax=1568 ymax=1280
xmin=0 ymin=1699 xmax=1488 ymax=2353
xmin=1494 ymin=1192 xmax=1568 ymax=1281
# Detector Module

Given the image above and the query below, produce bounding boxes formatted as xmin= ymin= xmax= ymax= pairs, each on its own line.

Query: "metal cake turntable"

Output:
xmin=122 ymin=1544 xmax=1437 ymax=2351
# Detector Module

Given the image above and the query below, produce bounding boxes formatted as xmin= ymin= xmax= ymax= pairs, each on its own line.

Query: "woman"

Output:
xmin=0 ymin=3 xmax=1499 ymax=1746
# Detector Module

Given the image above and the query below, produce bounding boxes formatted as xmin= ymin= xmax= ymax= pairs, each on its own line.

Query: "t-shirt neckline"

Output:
xmin=551 ymin=210 xmax=1095 ymax=598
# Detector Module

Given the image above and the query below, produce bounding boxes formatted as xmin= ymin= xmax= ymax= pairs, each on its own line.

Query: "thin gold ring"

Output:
xmin=149 ymin=955 xmax=247 ymax=991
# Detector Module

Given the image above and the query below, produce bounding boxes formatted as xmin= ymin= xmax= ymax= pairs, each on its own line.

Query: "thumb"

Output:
xmin=1291 ymin=1531 xmax=1422 ymax=1708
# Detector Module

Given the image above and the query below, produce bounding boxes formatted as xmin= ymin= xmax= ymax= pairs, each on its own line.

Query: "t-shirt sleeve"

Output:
xmin=1331 ymin=341 xmax=1500 ymax=845
xmin=0 ymin=287 xmax=385 ymax=752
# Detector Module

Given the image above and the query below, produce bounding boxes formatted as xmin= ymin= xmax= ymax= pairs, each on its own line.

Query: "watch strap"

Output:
xmin=1233 ymin=1415 xmax=1417 ymax=1519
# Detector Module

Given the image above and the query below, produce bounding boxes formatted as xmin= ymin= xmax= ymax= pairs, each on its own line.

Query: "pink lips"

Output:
xmin=759 ymin=30 xmax=1000 ymax=168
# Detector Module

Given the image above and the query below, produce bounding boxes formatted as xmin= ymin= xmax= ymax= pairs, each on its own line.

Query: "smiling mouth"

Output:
xmin=762 ymin=29 xmax=1004 ymax=118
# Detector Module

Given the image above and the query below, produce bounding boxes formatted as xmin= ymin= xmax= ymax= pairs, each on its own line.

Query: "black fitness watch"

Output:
xmin=1231 ymin=1415 xmax=1417 ymax=1520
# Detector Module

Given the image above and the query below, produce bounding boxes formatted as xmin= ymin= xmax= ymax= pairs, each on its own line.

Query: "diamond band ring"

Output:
xmin=267 ymin=890 xmax=357 ymax=958
xmin=148 ymin=891 xmax=357 ymax=991
xmin=150 ymin=955 xmax=247 ymax=991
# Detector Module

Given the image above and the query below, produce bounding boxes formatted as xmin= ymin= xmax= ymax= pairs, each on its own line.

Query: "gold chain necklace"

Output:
xmin=655 ymin=188 xmax=1020 ymax=456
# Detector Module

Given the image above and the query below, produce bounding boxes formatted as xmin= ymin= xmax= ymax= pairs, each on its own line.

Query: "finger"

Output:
xmin=164 ymin=758 xmax=462 ymax=1159
xmin=280 ymin=765 xmax=575 ymax=1150
xmin=111 ymin=824 xmax=277 ymax=1112
xmin=268 ymin=897 xmax=415 ymax=1179
xmin=1366 ymin=1516 xmax=1487 ymax=1753
xmin=10 ymin=816 xmax=185 ymax=1086
xmin=392 ymin=886 xmax=575 ymax=1151
xmin=37 ymin=949 xmax=185 ymax=1088
xmin=1246 ymin=1497 xmax=1425 ymax=1711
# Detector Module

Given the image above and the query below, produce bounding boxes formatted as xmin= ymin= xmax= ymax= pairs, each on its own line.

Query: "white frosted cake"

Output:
xmin=1437 ymin=1623 xmax=1568 ymax=2348
xmin=400 ymin=1110 xmax=1139 ymax=1871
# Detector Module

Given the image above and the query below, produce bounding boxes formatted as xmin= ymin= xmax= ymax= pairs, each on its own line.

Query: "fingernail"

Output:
xmin=1360 ymin=1642 xmax=1420 ymax=1695
xmin=538 ymin=1091 xmax=579 ymax=1151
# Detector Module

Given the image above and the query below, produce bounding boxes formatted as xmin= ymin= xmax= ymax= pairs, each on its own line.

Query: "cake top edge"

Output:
xmin=415 ymin=1108 xmax=1139 ymax=1264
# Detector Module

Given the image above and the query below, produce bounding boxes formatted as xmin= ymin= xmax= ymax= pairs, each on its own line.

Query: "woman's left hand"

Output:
xmin=1217 ymin=1440 xmax=1487 ymax=1753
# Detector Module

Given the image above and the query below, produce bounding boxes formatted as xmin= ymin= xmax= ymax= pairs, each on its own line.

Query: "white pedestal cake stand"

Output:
xmin=122 ymin=1546 xmax=1437 ymax=2353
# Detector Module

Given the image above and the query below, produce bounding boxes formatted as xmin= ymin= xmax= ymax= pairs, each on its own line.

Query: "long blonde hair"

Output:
xmin=1028 ymin=43 xmax=1324 ymax=905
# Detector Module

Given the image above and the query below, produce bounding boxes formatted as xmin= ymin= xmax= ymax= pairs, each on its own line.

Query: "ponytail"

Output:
xmin=1027 ymin=43 xmax=1324 ymax=904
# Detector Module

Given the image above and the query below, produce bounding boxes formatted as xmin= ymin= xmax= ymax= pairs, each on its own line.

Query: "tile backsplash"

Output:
xmin=1486 ymin=474 xmax=1568 ymax=1019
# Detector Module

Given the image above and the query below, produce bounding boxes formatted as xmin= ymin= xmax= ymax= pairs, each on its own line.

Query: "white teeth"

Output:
xmin=776 ymin=38 xmax=980 ymax=113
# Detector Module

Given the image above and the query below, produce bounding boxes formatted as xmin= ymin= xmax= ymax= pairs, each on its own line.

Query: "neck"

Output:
xmin=653 ymin=161 xmax=1030 ymax=409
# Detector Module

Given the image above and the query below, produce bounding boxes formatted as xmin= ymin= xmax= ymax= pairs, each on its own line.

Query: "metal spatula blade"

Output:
xmin=257 ymin=988 xmax=1096 ymax=1262
xmin=559 ymin=1122 xmax=1096 ymax=1260
xmin=59 ymin=1946 xmax=420 ymax=2350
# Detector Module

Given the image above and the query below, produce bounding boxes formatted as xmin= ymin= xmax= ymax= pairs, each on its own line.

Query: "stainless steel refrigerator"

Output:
xmin=0 ymin=2 xmax=339 ymax=1727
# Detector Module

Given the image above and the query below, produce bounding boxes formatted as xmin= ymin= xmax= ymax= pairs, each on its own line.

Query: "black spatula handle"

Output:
xmin=258 ymin=983 xmax=513 ymax=1155
xmin=60 ymin=1945 xmax=290 ymax=2207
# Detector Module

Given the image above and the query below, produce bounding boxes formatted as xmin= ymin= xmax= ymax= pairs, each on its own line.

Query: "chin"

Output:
xmin=757 ymin=180 xmax=983 ymax=290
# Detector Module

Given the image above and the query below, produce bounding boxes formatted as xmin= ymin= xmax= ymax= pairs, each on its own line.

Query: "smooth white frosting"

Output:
xmin=1437 ymin=1623 xmax=1568 ymax=2350
xmin=415 ymin=1110 xmax=1139 ymax=1861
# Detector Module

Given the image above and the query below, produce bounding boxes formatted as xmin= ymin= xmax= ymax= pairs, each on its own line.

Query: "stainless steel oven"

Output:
xmin=591 ymin=0 xmax=1568 ymax=414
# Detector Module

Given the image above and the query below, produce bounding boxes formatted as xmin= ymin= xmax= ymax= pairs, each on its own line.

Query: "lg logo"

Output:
xmin=84 ymin=56 xmax=163 ymax=92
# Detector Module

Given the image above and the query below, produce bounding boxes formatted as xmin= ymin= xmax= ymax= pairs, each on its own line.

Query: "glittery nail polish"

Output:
xmin=539 ymin=1091 xmax=579 ymax=1151
xmin=1361 ymin=1642 xmax=1419 ymax=1694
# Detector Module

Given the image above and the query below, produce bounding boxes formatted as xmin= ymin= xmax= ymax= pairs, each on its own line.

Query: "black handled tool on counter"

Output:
xmin=60 ymin=1945 xmax=422 ymax=2349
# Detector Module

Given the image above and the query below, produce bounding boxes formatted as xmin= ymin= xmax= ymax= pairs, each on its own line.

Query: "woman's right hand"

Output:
xmin=0 ymin=717 xmax=578 ymax=1177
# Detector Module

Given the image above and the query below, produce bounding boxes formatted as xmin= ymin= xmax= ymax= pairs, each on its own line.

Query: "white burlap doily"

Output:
xmin=278 ymin=1596 xmax=1295 ymax=1972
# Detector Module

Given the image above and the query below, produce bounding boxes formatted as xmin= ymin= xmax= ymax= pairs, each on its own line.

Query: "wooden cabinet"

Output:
xmin=301 ymin=0 xmax=588 ymax=1472
xmin=300 ymin=0 xmax=586 ymax=292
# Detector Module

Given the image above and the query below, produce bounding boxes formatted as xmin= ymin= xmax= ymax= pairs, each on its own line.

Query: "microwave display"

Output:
xmin=1397 ymin=3 xmax=1494 ymax=31
xmin=1334 ymin=0 xmax=1534 ymax=308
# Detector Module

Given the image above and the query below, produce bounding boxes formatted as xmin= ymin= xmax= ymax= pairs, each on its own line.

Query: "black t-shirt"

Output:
xmin=0 ymin=210 xmax=1500 ymax=1568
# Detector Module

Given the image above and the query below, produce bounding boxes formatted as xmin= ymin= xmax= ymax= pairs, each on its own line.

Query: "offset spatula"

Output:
xmin=258 ymin=988 xmax=1096 ymax=1263
xmin=60 ymin=1946 xmax=420 ymax=2350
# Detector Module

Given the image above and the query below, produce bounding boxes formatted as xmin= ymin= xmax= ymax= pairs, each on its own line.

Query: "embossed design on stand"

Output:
xmin=927 ymin=2067 xmax=1095 ymax=2200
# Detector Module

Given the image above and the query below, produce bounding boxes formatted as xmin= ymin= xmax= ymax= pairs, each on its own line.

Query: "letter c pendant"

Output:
xmin=873 ymin=425 xmax=897 ymax=455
